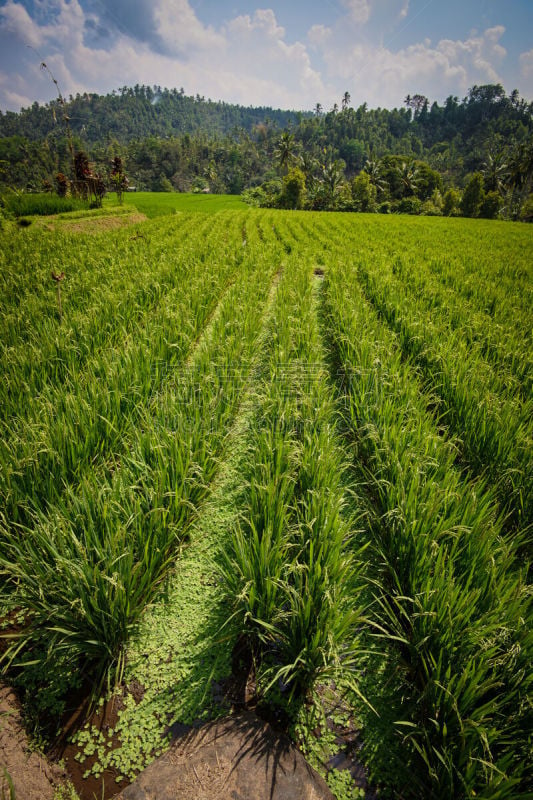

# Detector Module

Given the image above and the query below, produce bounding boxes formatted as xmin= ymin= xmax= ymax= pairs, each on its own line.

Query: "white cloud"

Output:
xmin=520 ymin=49 xmax=533 ymax=79
xmin=0 ymin=2 xmax=521 ymax=113
xmin=308 ymin=24 xmax=332 ymax=48
xmin=152 ymin=0 xmax=223 ymax=56
xmin=0 ymin=1 xmax=328 ymax=111
xmin=313 ymin=25 xmax=508 ymax=107
xmin=0 ymin=0 xmax=46 ymax=47
xmin=341 ymin=0 xmax=371 ymax=25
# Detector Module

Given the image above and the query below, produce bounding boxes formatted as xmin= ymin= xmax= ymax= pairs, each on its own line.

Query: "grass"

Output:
xmin=1 ymin=207 xmax=531 ymax=800
xmin=1 ymin=192 xmax=89 ymax=217
xmin=119 ymin=191 xmax=247 ymax=217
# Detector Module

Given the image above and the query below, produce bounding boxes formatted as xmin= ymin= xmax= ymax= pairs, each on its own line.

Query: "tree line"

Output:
xmin=0 ymin=82 xmax=531 ymax=219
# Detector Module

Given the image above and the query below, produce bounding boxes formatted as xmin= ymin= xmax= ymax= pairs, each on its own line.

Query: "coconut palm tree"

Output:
xmin=322 ymin=159 xmax=345 ymax=198
xmin=363 ymin=159 xmax=387 ymax=198
xmin=398 ymin=161 xmax=420 ymax=196
xmin=342 ymin=91 xmax=351 ymax=111
xmin=274 ymin=131 xmax=297 ymax=175
xmin=481 ymin=151 xmax=508 ymax=193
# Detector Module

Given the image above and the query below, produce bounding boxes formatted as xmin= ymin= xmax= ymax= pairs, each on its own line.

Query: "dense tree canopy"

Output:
xmin=1 ymin=83 xmax=532 ymax=219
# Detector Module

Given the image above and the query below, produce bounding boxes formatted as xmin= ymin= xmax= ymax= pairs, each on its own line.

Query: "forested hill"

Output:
xmin=0 ymin=83 xmax=532 ymax=218
xmin=0 ymin=84 xmax=304 ymax=143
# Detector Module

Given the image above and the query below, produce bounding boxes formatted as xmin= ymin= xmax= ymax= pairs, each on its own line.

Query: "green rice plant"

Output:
xmin=121 ymin=191 xmax=246 ymax=217
xmin=0 ymin=218 xmax=245 ymax=527
xmin=322 ymin=259 xmax=532 ymax=798
xmin=356 ymin=260 xmax=532 ymax=528
xmin=0 ymin=215 xmax=283 ymax=713
xmin=0 ymin=768 xmax=15 ymax=800
xmin=223 ymin=237 xmax=365 ymax=706
xmin=2 ymin=192 xmax=88 ymax=217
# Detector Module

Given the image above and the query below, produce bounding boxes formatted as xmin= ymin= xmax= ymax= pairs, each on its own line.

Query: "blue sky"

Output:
xmin=0 ymin=0 xmax=532 ymax=112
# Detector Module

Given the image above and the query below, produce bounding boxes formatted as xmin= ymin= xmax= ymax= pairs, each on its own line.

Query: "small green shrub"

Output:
xmin=395 ymin=196 xmax=422 ymax=214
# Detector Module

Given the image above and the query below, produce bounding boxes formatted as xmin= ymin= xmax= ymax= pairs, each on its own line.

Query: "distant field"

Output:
xmin=0 ymin=207 xmax=531 ymax=800
xmin=118 ymin=190 xmax=247 ymax=217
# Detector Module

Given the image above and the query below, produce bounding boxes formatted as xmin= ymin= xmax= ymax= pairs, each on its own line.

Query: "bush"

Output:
xmin=377 ymin=201 xmax=391 ymax=214
xmin=442 ymin=187 xmax=461 ymax=216
xmin=2 ymin=193 xmax=87 ymax=217
xmin=460 ymin=173 xmax=484 ymax=217
xmin=242 ymin=179 xmax=281 ymax=208
xmin=480 ymin=190 xmax=502 ymax=219
xmin=241 ymin=186 xmax=268 ymax=207
xmin=519 ymin=194 xmax=533 ymax=222
xmin=395 ymin=196 xmax=422 ymax=215
xmin=420 ymin=199 xmax=442 ymax=216
xmin=351 ymin=172 xmax=377 ymax=212
xmin=279 ymin=167 xmax=306 ymax=210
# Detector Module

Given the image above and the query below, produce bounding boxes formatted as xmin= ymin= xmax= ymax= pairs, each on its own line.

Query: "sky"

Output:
xmin=0 ymin=0 xmax=532 ymax=113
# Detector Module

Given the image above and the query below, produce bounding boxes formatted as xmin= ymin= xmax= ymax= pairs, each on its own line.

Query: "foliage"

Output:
xmin=279 ymin=167 xmax=306 ymax=209
xmin=321 ymin=214 xmax=532 ymax=797
xmin=0 ymin=208 xmax=531 ymax=800
xmin=1 ymin=82 xmax=532 ymax=221
xmin=1 ymin=192 xmax=87 ymax=217
xmin=350 ymin=172 xmax=377 ymax=211
xmin=460 ymin=172 xmax=485 ymax=217
xmin=480 ymin=189 xmax=502 ymax=218
xmin=442 ymin=187 xmax=461 ymax=215
xmin=109 ymin=156 xmax=128 ymax=204
xmin=394 ymin=196 xmax=422 ymax=214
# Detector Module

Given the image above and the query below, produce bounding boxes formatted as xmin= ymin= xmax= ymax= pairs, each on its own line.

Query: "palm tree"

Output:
xmin=481 ymin=151 xmax=508 ymax=193
xmin=299 ymin=151 xmax=318 ymax=184
xmin=398 ymin=161 xmax=419 ymax=196
xmin=504 ymin=141 xmax=533 ymax=218
xmin=275 ymin=131 xmax=297 ymax=175
xmin=363 ymin=159 xmax=387 ymax=197
xmin=314 ymin=103 xmax=323 ymax=117
xmin=322 ymin=159 xmax=345 ymax=198
xmin=342 ymin=91 xmax=351 ymax=111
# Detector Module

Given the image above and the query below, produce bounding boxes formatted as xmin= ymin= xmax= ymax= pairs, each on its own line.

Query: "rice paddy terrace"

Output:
xmin=0 ymin=197 xmax=531 ymax=800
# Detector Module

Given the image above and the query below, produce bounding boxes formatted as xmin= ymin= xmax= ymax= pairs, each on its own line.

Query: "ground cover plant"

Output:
xmin=0 ymin=200 xmax=531 ymax=799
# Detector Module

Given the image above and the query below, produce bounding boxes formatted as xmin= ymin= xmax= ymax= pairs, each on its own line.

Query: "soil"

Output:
xmin=41 ymin=211 xmax=147 ymax=234
xmin=0 ymin=683 xmax=66 ymax=800
xmin=117 ymin=712 xmax=335 ymax=800
xmin=0 ymin=631 xmax=373 ymax=800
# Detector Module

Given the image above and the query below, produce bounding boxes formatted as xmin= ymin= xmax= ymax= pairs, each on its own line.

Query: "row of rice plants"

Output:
xmin=0 ymin=212 xmax=202 ymax=346
xmin=0 ymin=214 xmax=283 ymax=710
xmin=421 ymin=227 xmax=532 ymax=322
xmin=375 ymin=252 xmax=531 ymax=396
xmin=315 ymin=213 xmax=532 ymax=343
xmin=321 ymin=256 xmax=531 ymax=799
xmin=224 ymin=235 xmax=363 ymax=708
xmin=370 ymin=244 xmax=530 ymax=393
xmin=0 ymin=212 xmax=239 ymax=414
xmin=0 ymin=217 xmax=251 ymax=527
xmin=356 ymin=258 xmax=532 ymax=528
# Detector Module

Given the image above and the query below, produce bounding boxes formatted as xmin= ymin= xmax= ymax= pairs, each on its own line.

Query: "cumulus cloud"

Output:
xmin=313 ymin=25 xmax=508 ymax=107
xmin=0 ymin=0 xmax=520 ymax=113
xmin=0 ymin=0 xmax=328 ymax=110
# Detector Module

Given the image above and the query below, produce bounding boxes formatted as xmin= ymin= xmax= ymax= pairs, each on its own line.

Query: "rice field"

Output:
xmin=0 ymin=201 xmax=531 ymax=800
